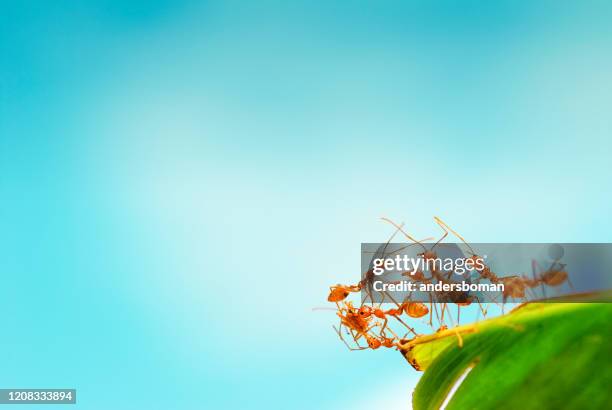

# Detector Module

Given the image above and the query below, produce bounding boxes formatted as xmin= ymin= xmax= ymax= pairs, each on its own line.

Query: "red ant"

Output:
xmin=333 ymin=301 xmax=385 ymax=350
xmin=333 ymin=308 xmax=402 ymax=351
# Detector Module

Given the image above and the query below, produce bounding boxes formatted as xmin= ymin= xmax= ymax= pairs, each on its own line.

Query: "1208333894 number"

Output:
xmin=0 ymin=389 xmax=76 ymax=404
xmin=9 ymin=391 xmax=72 ymax=401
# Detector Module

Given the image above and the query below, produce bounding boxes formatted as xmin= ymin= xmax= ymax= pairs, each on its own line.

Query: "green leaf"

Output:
xmin=408 ymin=299 xmax=612 ymax=410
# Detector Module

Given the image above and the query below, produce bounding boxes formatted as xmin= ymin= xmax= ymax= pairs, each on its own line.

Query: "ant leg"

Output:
xmin=377 ymin=289 xmax=387 ymax=310
xmin=383 ymin=291 xmax=405 ymax=313
xmin=333 ymin=325 xmax=351 ymax=349
xmin=349 ymin=329 xmax=371 ymax=350
xmin=474 ymin=296 xmax=487 ymax=317
xmin=428 ymin=294 xmax=434 ymax=327
xmin=378 ymin=296 xmax=418 ymax=336
xmin=532 ymin=259 xmax=547 ymax=299
xmin=334 ymin=326 xmax=367 ymax=351
xmin=566 ymin=276 xmax=575 ymax=293
xmin=379 ymin=317 xmax=389 ymax=334
xmin=392 ymin=315 xmax=418 ymax=337
xmin=366 ymin=286 xmax=375 ymax=306
xmin=364 ymin=322 xmax=382 ymax=336
xmin=440 ymin=302 xmax=447 ymax=325
xmin=383 ymin=325 xmax=400 ymax=340
xmin=387 ymin=293 xmax=417 ymax=336
xmin=358 ymin=281 xmax=374 ymax=306
xmin=433 ymin=301 xmax=441 ymax=327
xmin=524 ymin=284 xmax=536 ymax=301
xmin=351 ymin=328 xmax=363 ymax=342
xmin=378 ymin=221 xmax=405 ymax=256
xmin=364 ymin=323 xmax=379 ymax=333
xmin=486 ymin=293 xmax=502 ymax=310
xmin=445 ymin=304 xmax=457 ymax=329
xmin=429 ymin=303 xmax=433 ymax=326
xmin=334 ymin=323 xmax=358 ymax=350
xmin=431 ymin=230 xmax=448 ymax=253
xmin=333 ymin=325 xmax=354 ymax=350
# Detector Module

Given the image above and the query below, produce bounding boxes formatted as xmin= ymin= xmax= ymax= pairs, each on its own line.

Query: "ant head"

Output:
xmin=422 ymin=250 xmax=436 ymax=260
xmin=358 ymin=305 xmax=373 ymax=317
xmin=381 ymin=337 xmax=394 ymax=348
xmin=548 ymin=244 xmax=565 ymax=261
xmin=327 ymin=286 xmax=350 ymax=302
xmin=366 ymin=336 xmax=381 ymax=349
xmin=344 ymin=301 xmax=358 ymax=315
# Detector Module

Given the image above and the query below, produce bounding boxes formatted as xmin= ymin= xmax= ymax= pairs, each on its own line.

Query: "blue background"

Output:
xmin=1 ymin=1 xmax=611 ymax=409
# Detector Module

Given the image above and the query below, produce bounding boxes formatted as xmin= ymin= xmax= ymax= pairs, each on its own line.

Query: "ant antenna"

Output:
xmin=433 ymin=216 xmax=476 ymax=256
xmin=380 ymin=217 xmax=428 ymax=253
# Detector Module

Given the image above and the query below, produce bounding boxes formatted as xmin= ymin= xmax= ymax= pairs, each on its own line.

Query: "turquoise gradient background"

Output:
xmin=1 ymin=1 xmax=611 ymax=409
